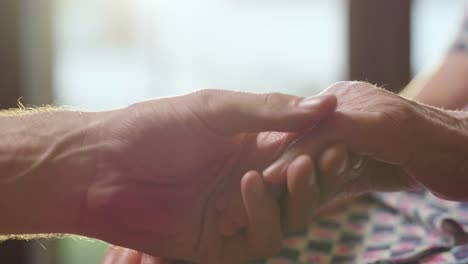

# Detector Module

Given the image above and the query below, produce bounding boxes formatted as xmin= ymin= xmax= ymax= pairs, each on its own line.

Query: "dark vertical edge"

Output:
xmin=0 ymin=0 xmax=29 ymax=256
xmin=19 ymin=0 xmax=54 ymax=106
xmin=0 ymin=0 xmax=22 ymax=109
xmin=0 ymin=1 xmax=41 ymax=263
xmin=348 ymin=0 xmax=411 ymax=93
xmin=0 ymin=0 xmax=28 ymax=261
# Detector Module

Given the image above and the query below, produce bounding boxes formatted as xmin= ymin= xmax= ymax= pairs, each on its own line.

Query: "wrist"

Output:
xmin=76 ymin=106 xmax=142 ymax=240
xmin=408 ymin=104 xmax=468 ymax=200
xmin=0 ymin=110 xmax=99 ymax=235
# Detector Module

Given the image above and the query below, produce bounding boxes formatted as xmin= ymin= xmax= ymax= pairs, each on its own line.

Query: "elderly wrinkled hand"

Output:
xmin=219 ymin=81 xmax=468 ymax=240
xmin=266 ymin=81 xmax=468 ymax=216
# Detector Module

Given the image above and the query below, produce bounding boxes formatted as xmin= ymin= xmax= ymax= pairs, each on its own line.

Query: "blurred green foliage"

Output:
xmin=57 ymin=237 xmax=108 ymax=264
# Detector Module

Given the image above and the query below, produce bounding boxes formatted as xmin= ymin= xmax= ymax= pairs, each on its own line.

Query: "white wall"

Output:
xmin=411 ymin=0 xmax=466 ymax=74
xmin=53 ymin=0 xmax=347 ymax=110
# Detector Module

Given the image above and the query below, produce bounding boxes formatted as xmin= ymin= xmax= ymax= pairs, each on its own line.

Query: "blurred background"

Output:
xmin=0 ymin=0 xmax=465 ymax=263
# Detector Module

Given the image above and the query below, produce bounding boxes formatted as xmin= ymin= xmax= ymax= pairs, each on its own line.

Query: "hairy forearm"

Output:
xmin=0 ymin=108 xmax=96 ymax=236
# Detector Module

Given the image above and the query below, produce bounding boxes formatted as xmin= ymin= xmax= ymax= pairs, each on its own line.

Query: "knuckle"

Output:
xmin=193 ymin=89 xmax=217 ymax=103
xmin=190 ymin=88 xmax=224 ymax=113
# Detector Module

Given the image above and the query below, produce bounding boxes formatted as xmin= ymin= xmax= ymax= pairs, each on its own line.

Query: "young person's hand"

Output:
xmin=82 ymin=89 xmax=337 ymax=263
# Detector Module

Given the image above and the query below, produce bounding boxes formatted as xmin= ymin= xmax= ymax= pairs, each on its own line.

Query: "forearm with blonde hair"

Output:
xmin=0 ymin=103 xmax=95 ymax=240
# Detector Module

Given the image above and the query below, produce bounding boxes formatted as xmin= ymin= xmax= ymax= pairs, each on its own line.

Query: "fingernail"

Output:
xmin=337 ymin=157 xmax=348 ymax=175
xmin=263 ymin=163 xmax=277 ymax=178
xmin=299 ymin=96 xmax=324 ymax=109
xmin=263 ymin=160 xmax=287 ymax=184
xmin=352 ymin=156 xmax=364 ymax=170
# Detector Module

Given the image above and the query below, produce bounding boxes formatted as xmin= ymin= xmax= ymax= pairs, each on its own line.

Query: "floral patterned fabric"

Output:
xmin=262 ymin=191 xmax=468 ymax=264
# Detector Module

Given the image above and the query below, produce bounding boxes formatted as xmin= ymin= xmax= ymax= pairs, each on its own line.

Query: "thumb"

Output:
xmin=186 ymin=89 xmax=337 ymax=135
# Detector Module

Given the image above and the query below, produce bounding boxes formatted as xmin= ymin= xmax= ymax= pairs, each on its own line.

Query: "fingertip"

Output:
xmin=263 ymin=161 xmax=287 ymax=185
xmin=320 ymin=94 xmax=338 ymax=111
xmin=286 ymin=155 xmax=314 ymax=194
xmin=298 ymin=94 xmax=338 ymax=125
xmin=241 ymin=171 xmax=263 ymax=197
xmin=319 ymin=143 xmax=348 ymax=175
xmin=291 ymin=155 xmax=314 ymax=169
xmin=300 ymin=94 xmax=337 ymax=109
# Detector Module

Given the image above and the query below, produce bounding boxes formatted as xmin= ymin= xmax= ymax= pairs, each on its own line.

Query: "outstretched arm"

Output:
xmin=1 ymin=90 xmax=338 ymax=263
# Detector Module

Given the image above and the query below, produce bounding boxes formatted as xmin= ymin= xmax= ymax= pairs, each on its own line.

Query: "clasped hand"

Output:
xmin=96 ymin=82 xmax=467 ymax=263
